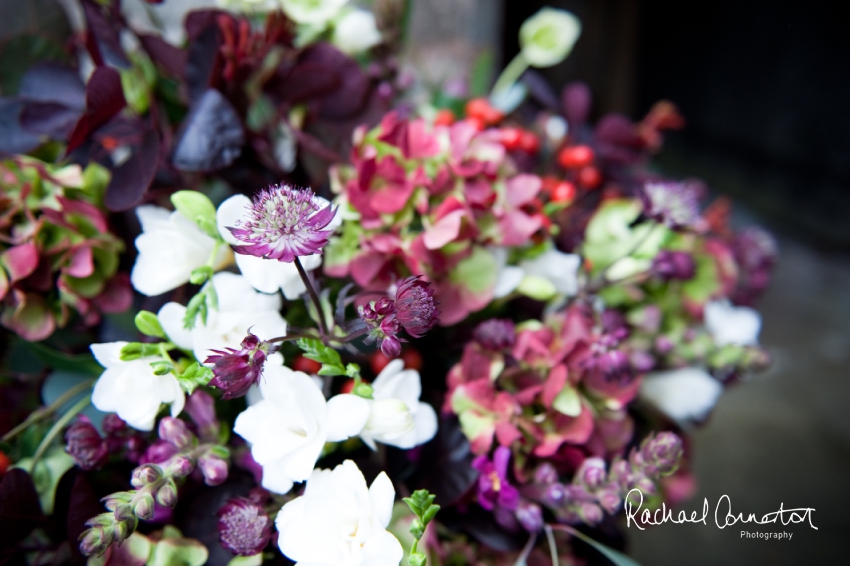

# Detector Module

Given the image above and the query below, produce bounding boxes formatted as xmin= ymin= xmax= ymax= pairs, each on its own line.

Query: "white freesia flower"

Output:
xmin=704 ymin=300 xmax=761 ymax=346
xmin=276 ymin=459 xmax=402 ymax=566
xmin=280 ymin=0 xmax=348 ymax=25
xmin=332 ymin=9 xmax=382 ymax=54
xmin=639 ymin=367 xmax=723 ymax=425
xmin=234 ymin=366 xmax=369 ymax=494
xmin=90 ymin=342 xmax=185 ymax=431
xmin=520 ymin=247 xmax=581 ymax=296
xmin=216 ymin=194 xmax=342 ymax=299
xmin=360 ymin=359 xmax=438 ymax=450
xmin=157 ymin=272 xmax=288 ymax=363
xmin=519 ymin=7 xmax=582 ymax=68
xmin=131 ymin=205 xmax=230 ymax=297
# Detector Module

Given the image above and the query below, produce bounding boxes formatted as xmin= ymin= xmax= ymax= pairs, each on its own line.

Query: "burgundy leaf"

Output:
xmin=105 ymin=129 xmax=160 ymax=211
xmin=408 ymin=416 xmax=478 ymax=506
xmin=172 ymin=89 xmax=244 ymax=172
xmin=81 ymin=0 xmax=129 ymax=68
xmin=20 ymin=102 xmax=81 ymax=138
xmin=185 ymin=9 xmax=233 ymax=41
xmin=562 ymin=81 xmax=592 ymax=129
xmin=266 ymin=61 xmax=341 ymax=104
xmin=0 ymin=469 xmax=44 ymax=550
xmin=522 ymin=69 xmax=560 ymax=111
xmin=66 ymin=66 xmax=127 ymax=155
xmin=138 ymin=34 xmax=186 ymax=77
xmin=185 ymin=24 xmax=223 ymax=103
xmin=17 ymin=63 xmax=86 ymax=109
xmin=299 ymin=43 xmax=369 ymax=120
xmin=0 ymin=98 xmax=41 ymax=154
xmin=53 ymin=469 xmax=104 ymax=554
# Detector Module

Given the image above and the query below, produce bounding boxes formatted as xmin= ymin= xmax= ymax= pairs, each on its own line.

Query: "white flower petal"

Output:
xmin=705 ymin=300 xmax=761 ymax=346
xmin=325 ymin=394 xmax=370 ymax=441
xmin=157 ymin=303 xmax=193 ymax=350
xmin=216 ymin=194 xmax=252 ymax=246
xmin=90 ymin=342 xmax=126 ymax=368
xmin=639 ymin=367 xmax=723 ymax=425
xmin=368 ymin=471 xmax=395 ymax=528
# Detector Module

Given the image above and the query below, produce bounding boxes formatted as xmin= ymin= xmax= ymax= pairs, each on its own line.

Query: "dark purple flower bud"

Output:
xmin=199 ymin=454 xmax=228 ymax=486
xmin=655 ymin=335 xmax=674 ymax=354
xmin=65 ymin=415 xmax=108 ymax=470
xmin=133 ymin=493 xmax=156 ymax=520
xmin=630 ymin=350 xmax=656 ymax=373
xmin=640 ymin=181 xmax=702 ymax=229
xmin=218 ymin=497 xmax=272 ymax=556
xmin=516 ymin=501 xmax=543 ymax=532
xmin=166 ymin=454 xmax=195 ymax=477
xmin=601 ymin=309 xmax=626 ymax=334
xmin=640 ymin=432 xmax=684 ymax=476
xmin=394 ymin=276 xmax=440 ymax=338
xmin=473 ymin=319 xmax=516 ymax=350
xmin=652 ymin=250 xmax=696 ymax=281
xmin=544 ymin=482 xmax=568 ymax=506
xmin=131 ymin=464 xmax=163 ymax=488
xmin=380 ymin=334 xmax=403 ymax=358
xmin=373 ymin=296 xmax=395 ymax=316
xmin=206 ymin=333 xmax=270 ymax=400
xmin=185 ymin=390 xmax=219 ymax=441
xmin=578 ymin=502 xmax=603 ymax=524
xmin=732 ymin=227 xmax=777 ymax=305
xmin=533 ymin=462 xmax=558 ymax=486
xmin=142 ymin=440 xmax=178 ymax=464
xmin=596 ymin=350 xmax=632 ymax=383
xmin=156 ymin=479 xmax=179 ymax=508
xmin=229 ymin=185 xmax=337 ymax=262
xmin=102 ymin=413 xmax=128 ymax=435
xmin=158 ymin=417 xmax=195 ymax=450
xmin=359 ymin=300 xmax=406 ymax=359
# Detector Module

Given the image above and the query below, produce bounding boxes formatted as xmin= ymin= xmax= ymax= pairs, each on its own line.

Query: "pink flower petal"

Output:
xmin=541 ymin=364 xmax=568 ymax=408
xmin=66 ymin=246 xmax=94 ymax=278
xmin=423 ymin=209 xmax=465 ymax=250
xmin=505 ymin=174 xmax=542 ymax=207
xmin=1 ymin=242 xmax=39 ymax=282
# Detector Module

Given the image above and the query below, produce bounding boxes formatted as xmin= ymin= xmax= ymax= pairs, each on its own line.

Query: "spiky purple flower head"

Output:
xmin=641 ymin=181 xmax=702 ymax=229
xmin=394 ymin=276 xmax=440 ymax=338
xmin=218 ymin=497 xmax=272 ymax=556
xmin=205 ymin=333 xmax=272 ymax=400
xmin=228 ymin=184 xmax=337 ymax=262
xmin=473 ymin=318 xmax=516 ymax=350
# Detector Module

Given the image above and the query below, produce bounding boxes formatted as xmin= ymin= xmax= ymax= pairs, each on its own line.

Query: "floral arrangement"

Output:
xmin=0 ymin=1 xmax=776 ymax=565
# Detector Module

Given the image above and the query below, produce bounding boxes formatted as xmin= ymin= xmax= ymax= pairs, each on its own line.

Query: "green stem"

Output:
xmin=295 ymin=257 xmax=328 ymax=338
xmin=2 ymin=378 xmax=95 ymax=442
xmin=491 ymin=52 xmax=529 ymax=96
xmin=30 ymin=395 xmax=91 ymax=470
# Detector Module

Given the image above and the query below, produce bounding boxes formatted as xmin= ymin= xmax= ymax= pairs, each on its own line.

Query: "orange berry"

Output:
xmin=499 ymin=127 xmax=524 ymax=151
xmin=465 ymin=98 xmax=504 ymax=125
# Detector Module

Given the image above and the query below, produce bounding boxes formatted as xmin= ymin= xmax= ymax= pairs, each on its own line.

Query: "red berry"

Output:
xmin=370 ymin=351 xmax=391 ymax=375
xmin=577 ymin=166 xmax=602 ymax=189
xmin=465 ymin=98 xmax=503 ymax=125
xmin=466 ymin=116 xmax=485 ymax=132
xmin=551 ymin=181 xmax=576 ymax=203
xmin=518 ymin=131 xmax=540 ymax=153
xmin=293 ymin=355 xmax=322 ymax=375
xmin=340 ymin=379 xmax=356 ymax=394
xmin=557 ymin=144 xmax=595 ymax=169
xmin=540 ymin=176 xmax=560 ymax=194
xmin=401 ymin=348 xmax=423 ymax=371
xmin=0 ymin=452 xmax=9 ymax=475
xmin=499 ymin=127 xmax=523 ymax=151
xmin=434 ymin=109 xmax=455 ymax=126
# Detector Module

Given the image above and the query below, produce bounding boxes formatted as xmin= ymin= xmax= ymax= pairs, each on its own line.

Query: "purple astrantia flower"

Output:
xmin=641 ymin=181 xmax=702 ymax=229
xmin=394 ymin=276 xmax=440 ymax=338
xmin=652 ymin=250 xmax=696 ymax=281
xmin=473 ymin=318 xmax=516 ymax=351
xmin=228 ymin=185 xmax=336 ymax=262
xmin=218 ymin=497 xmax=272 ymax=556
xmin=65 ymin=415 xmax=108 ymax=470
xmin=359 ymin=297 xmax=405 ymax=358
xmin=472 ymin=446 xmax=519 ymax=512
xmin=205 ymin=333 xmax=272 ymax=400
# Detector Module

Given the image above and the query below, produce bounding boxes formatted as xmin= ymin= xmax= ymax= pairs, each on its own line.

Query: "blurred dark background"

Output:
xmin=1 ymin=0 xmax=848 ymax=564
xmin=500 ymin=0 xmax=850 ymax=564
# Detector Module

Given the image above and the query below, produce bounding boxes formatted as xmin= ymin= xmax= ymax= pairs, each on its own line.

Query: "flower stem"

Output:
xmin=294 ymin=257 xmax=328 ymax=338
xmin=1 ymin=378 xmax=95 ymax=442
xmin=30 ymin=394 xmax=91 ymax=471
xmin=491 ymin=51 xmax=529 ymax=96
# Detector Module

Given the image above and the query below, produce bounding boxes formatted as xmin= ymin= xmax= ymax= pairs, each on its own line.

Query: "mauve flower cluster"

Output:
xmin=205 ymin=333 xmax=273 ymax=400
xmin=359 ymin=275 xmax=440 ymax=357
xmin=326 ymin=112 xmax=551 ymax=324
xmin=0 ymin=159 xmax=131 ymax=341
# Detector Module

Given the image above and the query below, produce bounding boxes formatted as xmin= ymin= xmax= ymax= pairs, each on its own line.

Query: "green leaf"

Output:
xmin=226 ymin=555 xmax=263 ymax=566
xmin=119 ymin=342 xmax=161 ymax=361
xmin=296 ymin=338 xmax=343 ymax=368
xmin=135 ymin=311 xmax=166 ymax=338
xmin=345 ymin=363 xmax=361 ymax=378
xmin=189 ymin=266 xmax=213 ymax=285
xmin=21 ymin=342 xmax=102 ymax=375
xmin=552 ymin=385 xmax=581 ymax=417
xmin=564 ymin=526 xmax=644 ymax=566
xmin=147 ymin=535 xmax=209 ymax=566
xmin=317 ymin=365 xmax=345 ymax=377
xmin=170 ymin=191 xmax=218 ymax=238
